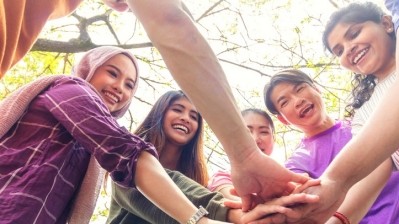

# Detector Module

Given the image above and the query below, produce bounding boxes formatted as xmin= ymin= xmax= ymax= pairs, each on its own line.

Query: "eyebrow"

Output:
xmin=107 ymin=64 xmax=136 ymax=84
xmin=330 ymin=24 xmax=355 ymax=53
xmin=246 ymin=124 xmax=271 ymax=130
xmin=275 ymin=84 xmax=298 ymax=105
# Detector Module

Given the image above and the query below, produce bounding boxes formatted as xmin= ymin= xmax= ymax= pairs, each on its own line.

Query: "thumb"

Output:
xmin=240 ymin=194 xmax=253 ymax=212
xmin=290 ymin=172 xmax=310 ymax=184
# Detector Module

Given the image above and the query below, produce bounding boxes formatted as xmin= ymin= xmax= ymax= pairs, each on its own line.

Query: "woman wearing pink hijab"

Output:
xmin=0 ymin=46 xmax=228 ymax=224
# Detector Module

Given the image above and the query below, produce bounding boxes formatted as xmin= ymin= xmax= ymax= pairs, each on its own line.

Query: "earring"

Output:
xmin=388 ymin=28 xmax=393 ymax=32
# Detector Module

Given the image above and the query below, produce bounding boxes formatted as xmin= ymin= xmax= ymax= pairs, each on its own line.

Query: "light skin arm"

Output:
xmin=122 ymin=0 xmax=308 ymax=209
xmin=215 ymin=184 xmax=241 ymax=201
xmin=325 ymin=159 xmax=392 ymax=224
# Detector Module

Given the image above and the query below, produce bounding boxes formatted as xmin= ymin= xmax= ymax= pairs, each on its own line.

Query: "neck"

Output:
xmin=375 ymin=58 xmax=396 ymax=81
xmin=303 ymin=116 xmax=335 ymax=138
xmin=159 ymin=143 xmax=182 ymax=170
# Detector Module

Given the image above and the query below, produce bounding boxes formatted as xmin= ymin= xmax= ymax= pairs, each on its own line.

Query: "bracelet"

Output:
xmin=333 ymin=212 xmax=350 ymax=224
xmin=186 ymin=206 xmax=209 ymax=224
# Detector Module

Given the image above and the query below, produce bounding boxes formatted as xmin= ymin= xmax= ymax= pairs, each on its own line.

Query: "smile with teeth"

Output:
xmin=299 ymin=104 xmax=313 ymax=118
xmin=353 ymin=48 xmax=369 ymax=64
xmin=104 ymin=91 xmax=120 ymax=103
xmin=173 ymin=124 xmax=189 ymax=134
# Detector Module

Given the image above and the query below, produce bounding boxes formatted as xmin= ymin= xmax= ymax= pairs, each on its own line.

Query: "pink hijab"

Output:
xmin=73 ymin=45 xmax=140 ymax=118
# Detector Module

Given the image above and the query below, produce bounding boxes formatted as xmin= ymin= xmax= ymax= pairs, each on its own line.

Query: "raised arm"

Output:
xmin=325 ymin=159 xmax=392 ymax=224
xmin=125 ymin=0 xmax=308 ymax=208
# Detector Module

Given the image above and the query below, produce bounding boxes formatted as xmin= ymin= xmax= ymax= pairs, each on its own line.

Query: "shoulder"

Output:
xmin=44 ymin=76 xmax=102 ymax=104
xmin=50 ymin=76 xmax=95 ymax=93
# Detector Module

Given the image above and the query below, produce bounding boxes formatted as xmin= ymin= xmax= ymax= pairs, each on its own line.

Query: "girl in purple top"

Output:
xmin=262 ymin=69 xmax=399 ymax=224
xmin=0 ymin=46 xmax=228 ymax=224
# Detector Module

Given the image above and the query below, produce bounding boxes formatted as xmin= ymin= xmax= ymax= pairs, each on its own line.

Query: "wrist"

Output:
xmin=333 ymin=212 xmax=350 ymax=224
xmin=226 ymin=208 xmax=242 ymax=223
xmin=186 ymin=206 xmax=209 ymax=224
xmin=322 ymin=169 xmax=353 ymax=193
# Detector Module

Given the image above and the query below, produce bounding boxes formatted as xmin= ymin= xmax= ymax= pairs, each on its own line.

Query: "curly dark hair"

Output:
xmin=344 ymin=74 xmax=376 ymax=118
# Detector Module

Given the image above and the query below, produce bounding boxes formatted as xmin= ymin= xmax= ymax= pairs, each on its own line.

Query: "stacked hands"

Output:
xmin=223 ymin=152 xmax=349 ymax=224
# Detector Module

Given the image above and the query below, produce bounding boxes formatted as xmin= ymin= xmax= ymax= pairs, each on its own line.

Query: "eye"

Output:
xmin=190 ymin=113 xmax=199 ymax=121
xmin=108 ymin=70 xmax=118 ymax=78
xmin=280 ymin=100 xmax=287 ymax=108
xmin=125 ymin=82 xmax=134 ymax=90
xmin=349 ymin=29 xmax=360 ymax=40
xmin=172 ymin=108 xmax=182 ymax=113
xmin=333 ymin=47 xmax=343 ymax=57
xmin=297 ymin=86 xmax=304 ymax=92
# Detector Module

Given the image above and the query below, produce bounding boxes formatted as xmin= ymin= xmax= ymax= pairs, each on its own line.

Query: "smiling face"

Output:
xmin=242 ymin=112 xmax=274 ymax=155
xmin=270 ymin=82 xmax=333 ymax=137
xmin=327 ymin=17 xmax=395 ymax=79
xmin=89 ymin=54 xmax=137 ymax=113
xmin=162 ymin=97 xmax=199 ymax=147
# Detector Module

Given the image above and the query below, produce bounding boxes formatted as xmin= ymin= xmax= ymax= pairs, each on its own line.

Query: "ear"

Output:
xmin=277 ymin=114 xmax=289 ymax=125
xmin=381 ymin=15 xmax=395 ymax=33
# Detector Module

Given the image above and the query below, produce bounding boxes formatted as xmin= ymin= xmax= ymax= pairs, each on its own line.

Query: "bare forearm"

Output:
xmin=323 ymin=92 xmax=398 ymax=188
xmin=329 ymin=159 xmax=392 ymax=223
xmin=127 ymin=0 xmax=257 ymax=163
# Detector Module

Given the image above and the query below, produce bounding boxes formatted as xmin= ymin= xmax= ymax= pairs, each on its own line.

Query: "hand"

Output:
xmin=230 ymin=151 xmax=310 ymax=211
xmin=102 ymin=0 xmax=130 ymax=12
xmin=240 ymin=193 xmax=320 ymax=224
xmin=261 ymin=176 xmax=348 ymax=224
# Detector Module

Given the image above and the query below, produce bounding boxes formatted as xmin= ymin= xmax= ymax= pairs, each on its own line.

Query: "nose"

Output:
xmin=344 ymin=42 xmax=357 ymax=58
xmin=180 ymin=112 xmax=191 ymax=124
xmin=111 ymin=80 xmax=123 ymax=93
xmin=294 ymin=97 xmax=305 ymax=108
xmin=255 ymin=134 xmax=262 ymax=145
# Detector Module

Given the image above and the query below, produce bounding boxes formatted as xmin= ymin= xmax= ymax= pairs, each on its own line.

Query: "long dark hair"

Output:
xmin=322 ymin=2 xmax=395 ymax=118
xmin=134 ymin=90 xmax=209 ymax=186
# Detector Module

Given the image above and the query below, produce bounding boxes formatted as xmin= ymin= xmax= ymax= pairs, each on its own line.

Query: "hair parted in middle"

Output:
xmin=134 ymin=90 xmax=208 ymax=186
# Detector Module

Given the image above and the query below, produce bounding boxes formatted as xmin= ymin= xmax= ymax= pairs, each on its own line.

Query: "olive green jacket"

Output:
xmin=107 ymin=169 xmax=229 ymax=224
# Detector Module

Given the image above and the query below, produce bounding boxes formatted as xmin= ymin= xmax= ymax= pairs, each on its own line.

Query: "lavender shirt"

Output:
xmin=0 ymin=77 xmax=157 ymax=224
xmin=285 ymin=121 xmax=399 ymax=223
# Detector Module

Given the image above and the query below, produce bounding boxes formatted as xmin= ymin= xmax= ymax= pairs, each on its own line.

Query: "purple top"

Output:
xmin=285 ymin=121 xmax=399 ymax=223
xmin=0 ymin=77 xmax=157 ymax=224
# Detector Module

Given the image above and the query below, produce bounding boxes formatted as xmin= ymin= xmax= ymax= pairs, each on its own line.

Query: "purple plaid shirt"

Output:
xmin=0 ymin=77 xmax=157 ymax=224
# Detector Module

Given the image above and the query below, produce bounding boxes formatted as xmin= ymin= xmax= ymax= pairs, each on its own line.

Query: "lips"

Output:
xmin=352 ymin=47 xmax=369 ymax=64
xmin=172 ymin=124 xmax=189 ymax=134
xmin=299 ymin=104 xmax=314 ymax=118
xmin=103 ymin=90 xmax=120 ymax=104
